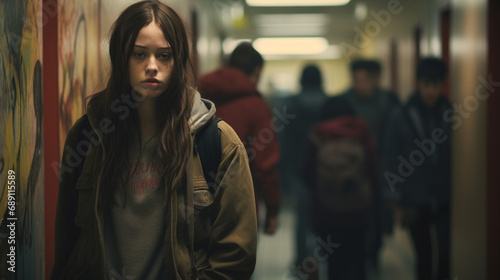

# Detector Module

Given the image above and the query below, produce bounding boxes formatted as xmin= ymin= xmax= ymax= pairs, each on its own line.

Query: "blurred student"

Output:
xmin=278 ymin=64 xmax=328 ymax=269
xmin=322 ymin=59 xmax=400 ymax=270
xmin=383 ymin=57 xmax=451 ymax=280
xmin=304 ymin=97 xmax=378 ymax=280
xmin=329 ymin=59 xmax=400 ymax=147
xmin=198 ymin=42 xmax=281 ymax=234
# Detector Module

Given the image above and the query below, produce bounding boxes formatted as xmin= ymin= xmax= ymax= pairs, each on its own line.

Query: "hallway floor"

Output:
xmin=253 ymin=203 xmax=416 ymax=280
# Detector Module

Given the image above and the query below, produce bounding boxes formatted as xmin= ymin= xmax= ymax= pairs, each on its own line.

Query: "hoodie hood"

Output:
xmin=190 ymin=91 xmax=216 ymax=133
xmin=198 ymin=67 xmax=260 ymax=104
xmin=314 ymin=116 xmax=371 ymax=140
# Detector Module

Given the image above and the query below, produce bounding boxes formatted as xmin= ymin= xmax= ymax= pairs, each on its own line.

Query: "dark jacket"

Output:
xmin=198 ymin=67 xmax=281 ymax=219
xmin=280 ymin=86 xmax=327 ymax=192
xmin=382 ymin=93 xmax=451 ymax=206
xmin=303 ymin=116 xmax=378 ymax=226
xmin=51 ymin=93 xmax=258 ymax=280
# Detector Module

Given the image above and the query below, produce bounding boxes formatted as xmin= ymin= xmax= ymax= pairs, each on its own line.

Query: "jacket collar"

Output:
xmin=190 ymin=91 xmax=217 ymax=134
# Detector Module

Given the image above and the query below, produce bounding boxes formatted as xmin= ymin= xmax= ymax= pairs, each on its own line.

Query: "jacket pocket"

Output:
xmin=192 ymin=181 xmax=216 ymax=250
xmin=74 ymin=175 xmax=96 ymax=230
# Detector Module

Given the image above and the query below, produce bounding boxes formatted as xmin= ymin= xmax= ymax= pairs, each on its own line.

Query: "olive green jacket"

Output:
xmin=51 ymin=93 xmax=258 ymax=280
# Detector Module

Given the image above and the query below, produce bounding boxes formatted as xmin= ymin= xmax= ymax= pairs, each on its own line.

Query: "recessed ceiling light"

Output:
xmin=253 ymin=37 xmax=329 ymax=55
xmin=355 ymin=2 xmax=368 ymax=21
xmin=254 ymin=14 xmax=330 ymax=37
xmin=246 ymin=0 xmax=350 ymax=7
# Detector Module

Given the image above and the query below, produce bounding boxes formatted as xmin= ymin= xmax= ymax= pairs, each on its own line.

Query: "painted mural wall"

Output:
xmin=0 ymin=0 xmax=44 ymax=279
xmin=58 ymin=0 xmax=106 ymax=155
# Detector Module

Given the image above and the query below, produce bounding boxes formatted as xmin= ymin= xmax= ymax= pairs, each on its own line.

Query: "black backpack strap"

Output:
xmin=74 ymin=114 xmax=92 ymax=180
xmin=195 ymin=117 xmax=223 ymax=192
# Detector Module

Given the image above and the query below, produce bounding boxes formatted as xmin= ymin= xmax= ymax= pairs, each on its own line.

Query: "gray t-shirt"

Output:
xmin=104 ymin=135 xmax=167 ymax=280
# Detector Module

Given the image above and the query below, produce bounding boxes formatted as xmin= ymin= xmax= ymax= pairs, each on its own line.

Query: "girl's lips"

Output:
xmin=142 ymin=78 xmax=161 ymax=88
xmin=143 ymin=78 xmax=160 ymax=83
xmin=143 ymin=83 xmax=160 ymax=88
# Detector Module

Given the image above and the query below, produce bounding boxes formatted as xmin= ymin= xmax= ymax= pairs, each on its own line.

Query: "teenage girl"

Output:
xmin=51 ymin=1 xmax=257 ymax=279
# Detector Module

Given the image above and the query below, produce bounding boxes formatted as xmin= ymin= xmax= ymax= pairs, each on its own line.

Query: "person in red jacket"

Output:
xmin=198 ymin=42 xmax=281 ymax=234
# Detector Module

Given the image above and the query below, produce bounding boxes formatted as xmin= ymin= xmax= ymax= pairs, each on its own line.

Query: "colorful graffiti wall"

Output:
xmin=58 ymin=0 xmax=106 ymax=155
xmin=0 ymin=0 xmax=44 ymax=279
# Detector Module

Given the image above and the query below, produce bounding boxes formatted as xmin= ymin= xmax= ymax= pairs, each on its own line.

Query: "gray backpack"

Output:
xmin=311 ymin=133 xmax=372 ymax=212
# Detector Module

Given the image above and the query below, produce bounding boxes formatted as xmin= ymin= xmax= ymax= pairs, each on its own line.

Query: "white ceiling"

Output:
xmin=209 ymin=0 xmax=432 ymax=45
xmin=222 ymin=0 xmax=387 ymax=42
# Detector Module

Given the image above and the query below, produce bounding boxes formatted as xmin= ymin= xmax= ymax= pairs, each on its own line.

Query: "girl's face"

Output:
xmin=129 ymin=22 xmax=173 ymax=98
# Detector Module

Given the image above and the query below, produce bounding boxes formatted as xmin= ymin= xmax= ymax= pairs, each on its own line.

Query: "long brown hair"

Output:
xmin=89 ymin=0 xmax=196 ymax=203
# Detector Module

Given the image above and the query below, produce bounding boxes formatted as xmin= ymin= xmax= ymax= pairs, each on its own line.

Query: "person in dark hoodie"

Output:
xmin=198 ymin=42 xmax=281 ymax=234
xmin=280 ymin=64 xmax=328 ymax=267
xmin=303 ymin=97 xmax=378 ymax=280
xmin=383 ymin=57 xmax=451 ymax=280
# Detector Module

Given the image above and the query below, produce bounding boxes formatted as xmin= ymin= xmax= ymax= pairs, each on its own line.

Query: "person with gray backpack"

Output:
xmin=303 ymin=97 xmax=378 ymax=280
xmin=322 ymin=59 xmax=400 ymax=274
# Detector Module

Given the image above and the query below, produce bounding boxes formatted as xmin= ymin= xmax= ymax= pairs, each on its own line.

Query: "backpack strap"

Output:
xmin=195 ymin=117 xmax=223 ymax=193
xmin=75 ymin=114 xmax=92 ymax=179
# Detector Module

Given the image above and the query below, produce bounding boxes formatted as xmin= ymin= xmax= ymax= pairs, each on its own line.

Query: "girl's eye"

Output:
xmin=159 ymin=53 xmax=171 ymax=60
xmin=133 ymin=52 xmax=145 ymax=59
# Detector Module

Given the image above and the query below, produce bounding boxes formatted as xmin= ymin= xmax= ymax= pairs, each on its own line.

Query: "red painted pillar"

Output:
xmin=42 ymin=0 xmax=59 ymax=278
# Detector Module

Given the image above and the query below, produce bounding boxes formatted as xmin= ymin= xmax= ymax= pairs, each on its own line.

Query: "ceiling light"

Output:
xmin=246 ymin=0 xmax=350 ymax=7
xmin=355 ymin=2 xmax=368 ymax=21
xmin=253 ymin=37 xmax=329 ymax=55
xmin=254 ymin=14 xmax=330 ymax=37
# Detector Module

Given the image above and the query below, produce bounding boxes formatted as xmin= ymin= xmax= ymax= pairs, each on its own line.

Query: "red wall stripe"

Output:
xmin=42 ymin=0 xmax=59 ymax=277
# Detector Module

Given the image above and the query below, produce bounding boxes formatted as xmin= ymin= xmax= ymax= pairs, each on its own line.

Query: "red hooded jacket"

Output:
xmin=198 ymin=67 xmax=281 ymax=219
